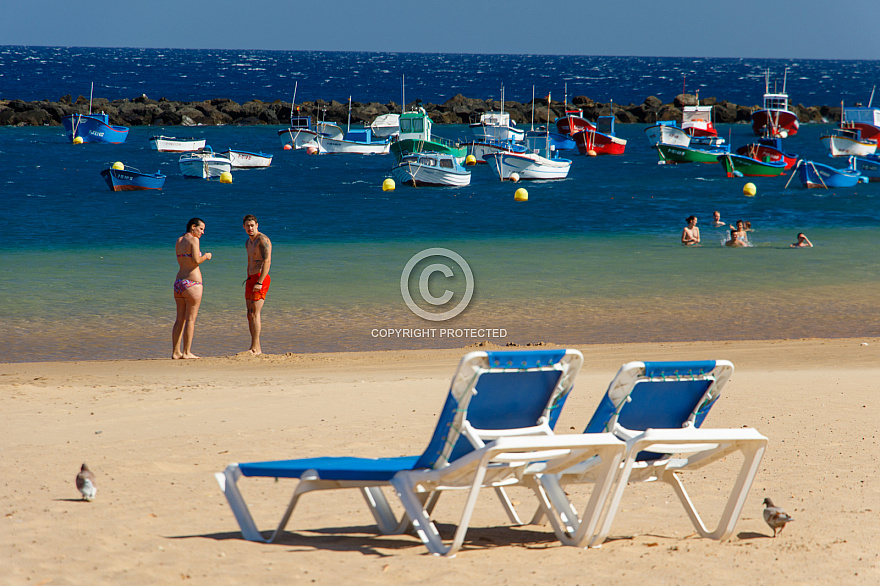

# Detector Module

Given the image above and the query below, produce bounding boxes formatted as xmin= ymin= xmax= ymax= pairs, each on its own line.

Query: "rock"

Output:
xmin=674 ymin=93 xmax=698 ymax=108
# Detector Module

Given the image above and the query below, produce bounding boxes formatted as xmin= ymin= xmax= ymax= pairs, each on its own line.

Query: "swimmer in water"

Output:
xmin=790 ymin=233 xmax=813 ymax=248
xmin=682 ymin=215 xmax=700 ymax=246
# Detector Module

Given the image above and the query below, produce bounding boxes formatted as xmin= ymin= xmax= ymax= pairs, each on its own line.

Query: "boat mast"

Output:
xmin=530 ymin=85 xmax=535 ymax=131
xmin=869 ymin=85 xmax=876 ymax=108
xmin=290 ymin=81 xmax=298 ymax=126
xmin=347 ymin=96 xmax=352 ymax=133
xmin=401 ymin=74 xmax=405 ymax=113
xmin=89 ymin=82 xmax=94 ymax=115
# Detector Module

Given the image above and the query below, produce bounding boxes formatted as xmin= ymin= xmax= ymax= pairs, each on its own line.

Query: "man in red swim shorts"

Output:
xmin=243 ymin=214 xmax=272 ymax=354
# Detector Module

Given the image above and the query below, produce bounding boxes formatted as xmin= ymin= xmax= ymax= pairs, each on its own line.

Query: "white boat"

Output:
xmin=682 ymin=104 xmax=717 ymax=137
xmin=278 ymin=117 xmax=343 ymax=149
xmin=484 ymin=135 xmax=572 ymax=181
xmin=150 ymin=135 xmax=206 ymax=152
xmin=369 ymin=113 xmax=400 ymax=138
xmin=220 ymin=149 xmax=273 ymax=168
xmin=644 ymin=121 xmax=691 ymax=147
xmin=820 ymin=126 xmax=878 ymax=157
xmin=391 ymin=152 xmax=471 ymax=187
xmin=315 ymin=128 xmax=391 ymax=154
xmin=469 ymin=111 xmax=525 ymax=142
xmin=179 ymin=147 xmax=232 ymax=179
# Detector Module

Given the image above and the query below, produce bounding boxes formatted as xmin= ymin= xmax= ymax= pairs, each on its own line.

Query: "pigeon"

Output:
xmin=76 ymin=463 xmax=96 ymax=501
xmin=763 ymin=498 xmax=793 ymax=537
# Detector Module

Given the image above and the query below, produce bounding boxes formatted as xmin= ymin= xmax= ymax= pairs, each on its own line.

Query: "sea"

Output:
xmin=1 ymin=46 xmax=879 ymax=362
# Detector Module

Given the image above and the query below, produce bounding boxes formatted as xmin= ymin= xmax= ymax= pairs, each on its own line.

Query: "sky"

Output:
xmin=3 ymin=0 xmax=880 ymax=60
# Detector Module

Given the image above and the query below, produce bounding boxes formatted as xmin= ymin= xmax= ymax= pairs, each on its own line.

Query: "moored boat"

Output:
xmin=179 ymin=147 xmax=232 ymax=179
xmin=389 ymin=106 xmax=466 ymax=163
xmin=736 ymin=137 xmax=798 ymax=170
xmin=751 ymin=68 xmax=799 ymax=138
xmin=100 ymin=163 xmax=166 ymax=191
xmin=819 ymin=125 xmax=877 ymax=157
xmin=315 ymin=128 xmax=391 ymax=155
xmin=150 ymin=135 xmax=206 ymax=152
xmin=682 ymin=104 xmax=717 ymax=137
xmin=277 ymin=117 xmax=343 ymax=149
xmin=62 ymin=112 xmax=129 ymax=144
xmin=391 ymin=152 xmax=471 ymax=187
xmin=657 ymin=143 xmax=727 ymax=164
xmin=219 ymin=149 xmax=273 ymax=168
xmin=842 ymin=98 xmax=880 ymax=142
xmin=645 ymin=121 xmax=691 ymax=148
xmin=484 ymin=149 xmax=571 ymax=180
xmin=369 ymin=113 xmax=400 ymax=138
xmin=718 ymin=152 xmax=786 ymax=177
xmin=848 ymin=154 xmax=880 ymax=182
xmin=524 ymin=129 xmax=575 ymax=152
xmin=795 ymin=160 xmax=863 ymax=188
xmin=469 ymin=111 xmax=524 ymax=143
xmin=573 ymin=115 xmax=626 ymax=155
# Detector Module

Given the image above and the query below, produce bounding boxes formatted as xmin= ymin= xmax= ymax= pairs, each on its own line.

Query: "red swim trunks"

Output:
xmin=245 ymin=274 xmax=271 ymax=301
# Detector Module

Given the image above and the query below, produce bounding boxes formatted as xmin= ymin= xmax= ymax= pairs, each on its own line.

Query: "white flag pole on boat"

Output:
xmin=290 ymin=81 xmax=298 ymax=126
xmin=347 ymin=96 xmax=352 ymax=133
xmin=89 ymin=82 xmax=94 ymax=115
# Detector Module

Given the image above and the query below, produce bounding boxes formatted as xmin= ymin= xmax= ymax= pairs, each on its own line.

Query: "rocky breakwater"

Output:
xmin=0 ymin=92 xmax=838 ymax=127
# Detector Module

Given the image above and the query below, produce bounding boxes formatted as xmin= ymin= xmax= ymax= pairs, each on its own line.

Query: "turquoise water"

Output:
xmin=2 ymin=118 xmax=879 ymax=361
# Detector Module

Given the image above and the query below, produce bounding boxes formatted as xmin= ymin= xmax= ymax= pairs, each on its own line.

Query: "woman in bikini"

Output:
xmin=172 ymin=218 xmax=212 ymax=359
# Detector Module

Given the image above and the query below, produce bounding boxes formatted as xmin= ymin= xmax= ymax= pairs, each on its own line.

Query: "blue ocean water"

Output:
xmin=1 ymin=47 xmax=879 ymax=362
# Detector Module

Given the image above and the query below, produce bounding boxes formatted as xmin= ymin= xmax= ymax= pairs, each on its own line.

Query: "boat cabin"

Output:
xmin=762 ymin=93 xmax=790 ymax=111
xmin=398 ymin=108 xmax=433 ymax=142
xmin=843 ymin=106 xmax=880 ymax=127
xmin=597 ymin=115 xmax=616 ymax=136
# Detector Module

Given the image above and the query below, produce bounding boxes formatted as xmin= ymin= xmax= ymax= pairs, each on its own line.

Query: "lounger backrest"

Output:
xmin=585 ymin=360 xmax=732 ymax=435
xmin=415 ymin=349 xmax=583 ymax=470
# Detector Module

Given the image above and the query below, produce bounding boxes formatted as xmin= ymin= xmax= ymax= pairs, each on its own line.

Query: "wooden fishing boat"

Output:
xmin=795 ymin=160 xmax=863 ymax=188
xmin=718 ymin=153 xmax=786 ymax=177
xmin=389 ymin=106 xmax=466 ymax=163
xmin=150 ymin=135 xmax=206 ymax=152
xmin=736 ymin=137 xmax=798 ymax=170
xmin=100 ymin=163 xmax=166 ymax=190
xmin=391 ymin=152 xmax=471 ymax=187
xmin=751 ymin=69 xmax=799 ymax=138
xmin=657 ymin=143 xmax=727 ymax=164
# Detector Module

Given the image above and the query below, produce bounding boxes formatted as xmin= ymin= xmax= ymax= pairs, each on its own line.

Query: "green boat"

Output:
xmin=390 ymin=107 xmax=467 ymax=163
xmin=717 ymin=153 xmax=786 ymax=177
xmin=656 ymin=143 xmax=727 ymax=164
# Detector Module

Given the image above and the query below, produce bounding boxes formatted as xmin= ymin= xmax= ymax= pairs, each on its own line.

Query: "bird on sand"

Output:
xmin=76 ymin=463 xmax=96 ymax=501
xmin=763 ymin=498 xmax=793 ymax=537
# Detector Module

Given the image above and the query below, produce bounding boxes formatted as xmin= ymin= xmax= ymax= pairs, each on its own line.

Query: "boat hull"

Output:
xmin=797 ymin=161 xmax=862 ymax=188
xmin=736 ymin=143 xmax=798 ymax=170
xmin=484 ymin=152 xmax=571 ymax=180
xmin=848 ymin=155 xmax=880 ymax=182
xmin=656 ymin=143 xmax=725 ymax=164
xmin=315 ymin=136 xmax=391 ymax=155
xmin=645 ymin=123 xmax=690 ymax=147
xmin=820 ymin=133 xmax=877 ymax=157
xmin=62 ymin=113 xmax=129 ymax=144
xmin=750 ymin=109 xmax=800 ymax=137
xmin=179 ymin=155 xmax=232 ymax=179
xmin=718 ymin=153 xmax=786 ymax=177
xmin=277 ymin=123 xmax=344 ymax=149
xmin=573 ymin=129 xmax=626 ymax=155
xmin=150 ymin=136 xmax=206 ymax=152
xmin=100 ymin=167 xmax=166 ymax=191
xmin=556 ymin=114 xmax=595 ymax=136
xmin=221 ymin=150 xmax=273 ymax=168
xmin=390 ymin=139 xmax=466 ymax=164
xmin=390 ymin=162 xmax=471 ymax=187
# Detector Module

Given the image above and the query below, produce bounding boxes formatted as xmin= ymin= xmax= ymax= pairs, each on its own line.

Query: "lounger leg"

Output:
xmin=664 ymin=441 xmax=766 ymax=540
xmin=215 ymin=465 xmax=269 ymax=543
xmin=391 ymin=473 xmax=452 ymax=556
xmin=494 ymin=487 xmax=525 ymax=525
xmin=361 ymin=487 xmax=411 ymax=534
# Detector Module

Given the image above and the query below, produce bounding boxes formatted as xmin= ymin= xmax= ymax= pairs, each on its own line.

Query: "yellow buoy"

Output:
xmin=73 ymin=136 xmax=84 ymax=144
xmin=509 ymin=172 xmax=520 ymax=183
xmin=382 ymin=178 xmax=395 ymax=192
xmin=465 ymin=154 xmax=477 ymax=166
xmin=219 ymin=171 xmax=233 ymax=184
xmin=743 ymin=182 xmax=757 ymax=196
xmin=111 ymin=161 xmax=124 ymax=170
xmin=514 ymin=188 xmax=528 ymax=202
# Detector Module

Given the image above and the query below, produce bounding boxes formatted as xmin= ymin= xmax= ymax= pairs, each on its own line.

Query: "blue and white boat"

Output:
xmin=391 ymin=152 xmax=471 ymax=187
xmin=795 ymin=160 xmax=863 ymax=189
xmin=463 ymin=139 xmax=528 ymax=163
xmin=314 ymin=127 xmax=391 ymax=155
xmin=220 ymin=149 xmax=273 ymax=168
xmin=100 ymin=163 xmax=166 ymax=191
xmin=62 ymin=112 xmax=129 ymax=144
xmin=179 ymin=147 xmax=233 ymax=179
xmin=848 ymin=154 xmax=880 ymax=182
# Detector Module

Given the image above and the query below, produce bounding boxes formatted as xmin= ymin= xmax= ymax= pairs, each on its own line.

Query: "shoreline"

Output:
xmin=3 ymin=337 xmax=879 ymax=583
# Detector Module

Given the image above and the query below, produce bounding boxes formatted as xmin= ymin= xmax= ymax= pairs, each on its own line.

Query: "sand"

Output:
xmin=2 ymin=338 xmax=879 ymax=585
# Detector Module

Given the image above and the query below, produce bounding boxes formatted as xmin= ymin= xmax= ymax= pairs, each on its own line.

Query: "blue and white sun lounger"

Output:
xmin=215 ymin=349 xmax=625 ymax=556
xmin=530 ymin=360 xmax=767 ymax=547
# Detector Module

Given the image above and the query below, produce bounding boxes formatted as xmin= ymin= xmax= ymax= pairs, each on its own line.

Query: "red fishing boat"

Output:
xmin=751 ymin=69 xmax=799 ymax=138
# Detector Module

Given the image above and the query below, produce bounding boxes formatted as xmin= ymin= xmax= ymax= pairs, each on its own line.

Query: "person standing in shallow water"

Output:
xmin=681 ymin=215 xmax=700 ymax=245
xmin=172 ymin=218 xmax=212 ymax=359
xmin=243 ymin=214 xmax=272 ymax=355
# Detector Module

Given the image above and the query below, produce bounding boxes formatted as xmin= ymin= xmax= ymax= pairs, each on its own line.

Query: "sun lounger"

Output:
xmin=215 ymin=348 xmax=625 ymax=556
xmin=531 ymin=360 xmax=767 ymax=546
